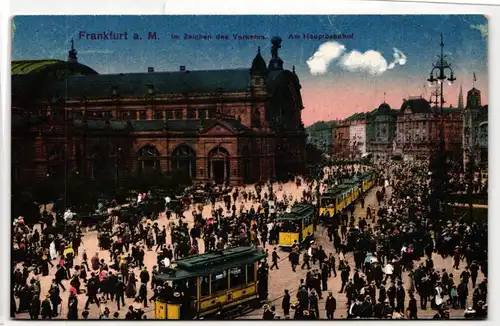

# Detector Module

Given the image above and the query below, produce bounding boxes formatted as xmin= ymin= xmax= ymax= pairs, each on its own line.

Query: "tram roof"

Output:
xmin=277 ymin=204 xmax=314 ymax=220
xmin=153 ymin=246 xmax=265 ymax=282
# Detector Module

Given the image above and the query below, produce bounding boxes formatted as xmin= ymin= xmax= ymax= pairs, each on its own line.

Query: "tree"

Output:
xmin=65 ymin=174 xmax=98 ymax=209
xmin=306 ymin=143 xmax=325 ymax=165
xmin=32 ymin=177 xmax=62 ymax=210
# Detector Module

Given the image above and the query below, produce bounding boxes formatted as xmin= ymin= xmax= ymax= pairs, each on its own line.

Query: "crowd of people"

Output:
xmin=10 ymin=159 xmax=488 ymax=320
xmin=261 ymin=161 xmax=488 ymax=320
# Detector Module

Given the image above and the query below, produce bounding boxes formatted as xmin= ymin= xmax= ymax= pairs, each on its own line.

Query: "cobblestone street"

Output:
xmin=14 ymin=181 xmax=484 ymax=320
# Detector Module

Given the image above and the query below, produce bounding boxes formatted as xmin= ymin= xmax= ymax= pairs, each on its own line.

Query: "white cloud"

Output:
xmin=306 ymin=42 xmax=345 ymax=75
xmin=388 ymin=48 xmax=407 ymax=69
xmin=307 ymin=42 xmax=406 ymax=76
xmin=339 ymin=47 xmax=406 ymax=75
xmin=470 ymin=24 xmax=488 ymax=39
xmin=340 ymin=50 xmax=388 ymax=75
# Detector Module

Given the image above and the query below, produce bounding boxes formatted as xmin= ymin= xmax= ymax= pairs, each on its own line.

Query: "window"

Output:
xmin=174 ymin=110 xmax=183 ymax=120
xmin=139 ymin=110 xmax=147 ymax=120
xmin=210 ymin=270 xmax=228 ymax=293
xmin=165 ymin=110 xmax=173 ymax=120
xmin=208 ymin=109 xmax=216 ymax=119
xmin=187 ymin=108 xmax=196 ymax=119
xmin=247 ymin=263 xmax=255 ymax=283
xmin=104 ymin=111 xmax=112 ymax=119
xmin=229 ymin=266 xmax=246 ymax=288
xmin=74 ymin=110 xmax=84 ymax=118
xmin=200 ymin=276 xmax=210 ymax=297
xmin=121 ymin=111 xmax=131 ymax=119
xmin=198 ymin=109 xmax=207 ymax=119
xmin=154 ymin=110 xmax=164 ymax=120
xmin=252 ymin=108 xmax=261 ymax=127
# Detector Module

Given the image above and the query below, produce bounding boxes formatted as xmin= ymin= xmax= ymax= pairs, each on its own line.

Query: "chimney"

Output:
xmin=180 ymin=65 xmax=186 ymax=72
xmin=148 ymin=67 xmax=154 ymax=73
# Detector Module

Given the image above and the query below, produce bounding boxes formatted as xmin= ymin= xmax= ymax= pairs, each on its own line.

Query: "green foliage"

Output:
xmin=306 ymin=143 xmax=325 ymax=164
xmin=125 ymin=169 xmax=191 ymax=193
xmin=32 ymin=177 xmax=62 ymax=204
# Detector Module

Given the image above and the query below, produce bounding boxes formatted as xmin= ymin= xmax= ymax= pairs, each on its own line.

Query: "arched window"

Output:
xmin=90 ymin=145 xmax=106 ymax=179
xmin=171 ymin=145 xmax=197 ymax=178
xmin=138 ymin=145 xmax=160 ymax=173
xmin=47 ymin=145 xmax=65 ymax=176
xmin=208 ymin=146 xmax=230 ymax=185
xmin=251 ymin=108 xmax=261 ymax=128
xmin=478 ymin=122 xmax=488 ymax=148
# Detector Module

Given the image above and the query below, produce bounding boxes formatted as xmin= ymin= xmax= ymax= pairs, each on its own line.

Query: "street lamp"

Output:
xmin=426 ymin=33 xmax=456 ymax=222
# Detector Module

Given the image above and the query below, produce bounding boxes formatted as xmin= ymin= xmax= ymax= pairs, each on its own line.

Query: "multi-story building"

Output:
xmin=346 ymin=113 xmax=367 ymax=158
xmin=11 ymin=37 xmax=307 ymax=187
xmin=306 ymin=121 xmax=336 ymax=153
xmin=333 ymin=121 xmax=350 ymax=159
xmin=365 ymin=102 xmax=398 ymax=160
xmin=463 ymin=87 xmax=488 ymax=170
xmin=395 ymin=96 xmax=463 ymax=161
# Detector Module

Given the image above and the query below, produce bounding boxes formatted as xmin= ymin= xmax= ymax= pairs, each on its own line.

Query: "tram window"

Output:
xmin=187 ymin=278 xmax=197 ymax=297
xmin=211 ymin=270 xmax=228 ymax=293
xmin=229 ymin=266 xmax=246 ymax=288
xmin=321 ymin=197 xmax=334 ymax=207
xmin=247 ymin=264 xmax=255 ymax=283
xmin=304 ymin=216 xmax=310 ymax=226
xmin=200 ymin=276 xmax=210 ymax=297
xmin=280 ymin=220 xmax=299 ymax=232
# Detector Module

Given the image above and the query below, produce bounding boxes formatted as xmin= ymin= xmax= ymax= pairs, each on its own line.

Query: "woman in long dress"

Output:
xmin=49 ymin=242 xmax=57 ymax=260
xmin=126 ymin=271 xmax=137 ymax=298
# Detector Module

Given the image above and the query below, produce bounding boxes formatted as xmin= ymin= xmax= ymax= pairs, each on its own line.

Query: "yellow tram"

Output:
xmin=277 ymin=204 xmax=315 ymax=248
xmin=152 ymin=246 xmax=266 ymax=319
xmin=360 ymin=171 xmax=376 ymax=192
xmin=318 ymin=171 xmax=376 ymax=217
xmin=319 ymin=189 xmax=337 ymax=216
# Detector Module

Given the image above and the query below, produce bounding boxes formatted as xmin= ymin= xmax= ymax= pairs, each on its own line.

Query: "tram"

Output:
xmin=360 ymin=171 xmax=376 ymax=192
xmin=318 ymin=171 xmax=376 ymax=217
xmin=277 ymin=204 xmax=315 ymax=249
xmin=481 ymin=170 xmax=488 ymax=183
xmin=318 ymin=189 xmax=337 ymax=216
xmin=152 ymin=246 xmax=267 ymax=319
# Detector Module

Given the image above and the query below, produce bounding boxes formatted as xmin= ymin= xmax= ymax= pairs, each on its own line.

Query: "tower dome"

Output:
xmin=466 ymin=87 xmax=481 ymax=109
xmin=377 ymin=102 xmax=391 ymax=113
xmin=251 ymin=46 xmax=267 ymax=72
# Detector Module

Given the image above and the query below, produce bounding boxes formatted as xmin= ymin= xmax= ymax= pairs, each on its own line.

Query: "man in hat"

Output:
xmin=301 ymin=250 xmax=311 ymax=270
xmin=262 ymin=304 xmax=273 ymax=320
xmin=282 ymin=289 xmax=291 ymax=319
xmin=270 ymin=248 xmax=280 ymax=270
xmin=309 ymin=289 xmax=319 ymax=318
xmin=325 ymin=292 xmax=337 ymax=319
xmin=407 ymin=293 xmax=418 ymax=319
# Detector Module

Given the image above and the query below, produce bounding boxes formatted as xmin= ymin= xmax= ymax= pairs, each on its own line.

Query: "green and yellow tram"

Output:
xmin=152 ymin=246 xmax=266 ymax=319
xmin=277 ymin=204 xmax=315 ymax=249
xmin=360 ymin=171 xmax=376 ymax=192
xmin=319 ymin=189 xmax=337 ymax=216
xmin=318 ymin=171 xmax=377 ymax=218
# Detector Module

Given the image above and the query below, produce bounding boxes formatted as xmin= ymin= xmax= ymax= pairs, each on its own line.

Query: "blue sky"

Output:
xmin=12 ymin=15 xmax=488 ymax=123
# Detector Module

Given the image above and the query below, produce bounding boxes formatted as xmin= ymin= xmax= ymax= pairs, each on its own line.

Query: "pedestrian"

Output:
xmin=325 ymin=292 xmax=337 ymax=319
xmin=282 ymin=289 xmax=290 ymax=319
xmin=270 ymin=248 xmax=280 ymax=270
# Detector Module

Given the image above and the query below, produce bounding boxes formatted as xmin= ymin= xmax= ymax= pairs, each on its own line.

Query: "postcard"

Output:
xmin=11 ymin=15 xmax=488 ymax=320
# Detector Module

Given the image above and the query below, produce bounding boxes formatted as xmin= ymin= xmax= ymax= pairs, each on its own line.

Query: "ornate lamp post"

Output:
xmin=426 ymin=33 xmax=456 ymax=220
